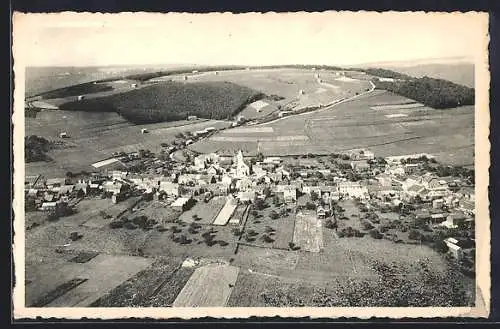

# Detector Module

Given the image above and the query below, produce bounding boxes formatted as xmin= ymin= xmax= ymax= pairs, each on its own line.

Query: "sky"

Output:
xmin=14 ymin=11 xmax=488 ymax=67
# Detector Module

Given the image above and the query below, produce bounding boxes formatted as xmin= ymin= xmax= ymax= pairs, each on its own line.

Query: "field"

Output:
xmin=26 ymin=254 xmax=152 ymax=307
xmin=178 ymin=197 xmax=226 ymax=224
xmin=90 ymin=257 xmax=187 ymax=307
xmin=161 ymin=68 xmax=371 ymax=110
xmin=59 ymin=197 xmax=142 ymax=228
xmin=293 ymin=211 xmax=323 ymax=252
xmin=172 ymin=264 xmax=240 ymax=307
xmin=191 ymin=89 xmax=474 ymax=166
xmin=25 ymin=110 xmax=231 ymax=177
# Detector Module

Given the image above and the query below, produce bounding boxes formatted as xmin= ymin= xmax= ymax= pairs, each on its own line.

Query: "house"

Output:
xmin=141 ymin=128 xmax=149 ymax=134
xmin=171 ymin=197 xmax=193 ymax=212
xmin=102 ymin=181 xmax=128 ymax=195
xmin=40 ymin=201 xmax=65 ymax=212
xmin=110 ymin=170 xmax=128 ymax=180
xmin=404 ymin=163 xmax=419 ymax=174
xmin=59 ymin=132 xmax=68 ymax=138
xmin=456 ymin=186 xmax=475 ymax=201
xmin=263 ymin=157 xmax=282 ymax=165
xmin=159 ymin=181 xmax=180 ymax=197
xmin=444 ymin=237 xmax=464 ymax=260
xmin=349 ymin=149 xmax=375 ymax=161
xmin=236 ymin=177 xmax=254 ymax=191
xmin=441 ymin=212 xmax=467 ymax=229
xmin=432 ymin=198 xmax=445 ymax=209
xmin=430 ymin=213 xmax=446 ymax=224
xmin=45 ymin=178 xmax=68 ymax=189
xmin=177 ymin=174 xmax=199 ymax=185
xmin=337 ymin=182 xmax=369 ymax=199
xmin=187 ymin=115 xmax=198 ymax=121
xmin=376 ymin=174 xmax=392 ymax=187
xmin=386 ymin=165 xmax=405 ymax=176
xmin=302 ymin=185 xmax=322 ymax=196
xmin=317 ymin=205 xmax=327 ymax=219
xmin=351 ymin=160 xmax=370 ymax=172
xmin=237 ymin=191 xmax=256 ymax=202
xmin=283 ymin=187 xmax=297 ymax=204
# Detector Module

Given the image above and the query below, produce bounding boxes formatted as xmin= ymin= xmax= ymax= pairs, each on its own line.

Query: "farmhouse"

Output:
xmin=187 ymin=115 xmax=198 ymax=121
xmin=441 ymin=212 xmax=467 ymax=229
xmin=102 ymin=181 xmax=129 ymax=195
xmin=237 ymin=191 xmax=256 ymax=203
xmin=283 ymin=186 xmax=297 ymax=204
xmin=59 ymin=132 xmax=68 ymax=138
xmin=141 ymin=128 xmax=149 ymax=134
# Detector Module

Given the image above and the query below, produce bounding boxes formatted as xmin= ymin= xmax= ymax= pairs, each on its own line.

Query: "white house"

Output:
xmin=444 ymin=237 xmax=464 ymax=260
xmin=337 ymin=182 xmax=369 ymax=199
xmin=159 ymin=181 xmax=179 ymax=197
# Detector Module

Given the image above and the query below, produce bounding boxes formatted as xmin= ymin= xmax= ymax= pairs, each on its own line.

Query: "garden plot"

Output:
xmin=178 ymin=197 xmax=226 ymax=224
xmin=293 ymin=211 xmax=323 ymax=252
xmin=232 ymin=245 xmax=299 ymax=277
xmin=172 ymin=264 xmax=240 ymax=307
xmin=212 ymin=199 xmax=238 ymax=226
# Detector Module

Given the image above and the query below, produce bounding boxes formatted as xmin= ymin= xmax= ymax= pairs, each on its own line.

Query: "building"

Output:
xmin=102 ymin=181 xmax=128 ymax=195
xmin=351 ymin=160 xmax=370 ymax=172
xmin=337 ymin=182 xmax=369 ymax=199
xmin=441 ymin=212 xmax=467 ymax=229
xmin=459 ymin=199 xmax=475 ymax=216
xmin=404 ymin=163 xmax=419 ymax=174
xmin=159 ymin=181 xmax=179 ymax=197
xmin=283 ymin=187 xmax=297 ymax=204
xmin=77 ymin=95 xmax=85 ymax=100
xmin=349 ymin=149 xmax=375 ymax=161
xmin=171 ymin=197 xmax=193 ymax=211
xmin=233 ymin=150 xmax=250 ymax=178
xmin=59 ymin=132 xmax=68 ymax=138
xmin=444 ymin=237 xmax=464 ymax=260
xmin=187 ymin=115 xmax=198 ymax=121
xmin=46 ymin=178 xmax=68 ymax=189
xmin=141 ymin=128 xmax=149 ymax=134
xmin=237 ymin=191 xmax=256 ymax=202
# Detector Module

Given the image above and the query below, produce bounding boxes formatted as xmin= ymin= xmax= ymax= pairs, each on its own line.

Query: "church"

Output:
xmin=232 ymin=150 xmax=251 ymax=178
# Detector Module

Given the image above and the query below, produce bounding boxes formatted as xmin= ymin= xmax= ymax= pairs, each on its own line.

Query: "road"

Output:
xmin=257 ymin=80 xmax=376 ymax=126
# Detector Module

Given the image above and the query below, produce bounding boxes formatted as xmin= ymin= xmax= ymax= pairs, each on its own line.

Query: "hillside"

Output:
xmin=389 ymin=63 xmax=474 ymax=88
xmin=58 ymin=81 xmax=264 ymax=124
xmin=372 ymin=76 xmax=474 ymax=109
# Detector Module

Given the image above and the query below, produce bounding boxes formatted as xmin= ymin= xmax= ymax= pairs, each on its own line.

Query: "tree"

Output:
xmin=254 ymin=198 xmax=266 ymax=210
xmin=270 ymin=211 xmax=279 ymax=220
xmin=256 ymin=152 xmax=264 ymax=162
xmin=310 ymin=191 xmax=319 ymax=201
xmin=25 ymin=197 xmax=37 ymax=211
xmin=409 ymin=229 xmax=422 ymax=241
xmin=261 ymin=234 xmax=275 ymax=243
xmin=434 ymin=240 xmax=449 ymax=253
xmin=305 ymin=202 xmax=316 ymax=210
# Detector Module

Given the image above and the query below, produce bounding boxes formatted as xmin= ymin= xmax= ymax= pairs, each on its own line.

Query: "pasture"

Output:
xmin=172 ymin=264 xmax=240 ymax=307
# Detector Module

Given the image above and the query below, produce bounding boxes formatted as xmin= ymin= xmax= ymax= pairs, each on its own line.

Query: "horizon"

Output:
xmin=15 ymin=12 xmax=486 ymax=68
xmin=25 ymin=56 xmax=475 ymax=69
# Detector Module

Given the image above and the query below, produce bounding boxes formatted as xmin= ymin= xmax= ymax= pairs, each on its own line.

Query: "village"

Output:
xmin=25 ymin=128 xmax=477 ymax=280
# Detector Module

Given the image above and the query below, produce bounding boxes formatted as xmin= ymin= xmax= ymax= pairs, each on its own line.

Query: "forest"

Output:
xmin=361 ymin=67 xmax=475 ymax=109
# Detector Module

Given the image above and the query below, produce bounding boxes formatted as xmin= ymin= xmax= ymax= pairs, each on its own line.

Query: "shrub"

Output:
xmin=124 ymin=222 xmax=138 ymax=230
xmin=270 ymin=211 xmax=279 ymax=220
xmin=218 ymin=240 xmax=229 ymax=246
xmin=109 ymin=220 xmax=124 ymax=229
xmin=171 ymin=226 xmax=182 ymax=233
xmin=369 ymin=229 xmax=383 ymax=239
xmin=261 ymin=234 xmax=275 ymax=243
xmin=409 ymin=229 xmax=423 ymax=241
xmin=69 ymin=232 xmax=83 ymax=241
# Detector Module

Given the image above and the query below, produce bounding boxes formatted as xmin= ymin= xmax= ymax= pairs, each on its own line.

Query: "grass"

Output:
xmin=58 ymin=81 xmax=263 ymax=124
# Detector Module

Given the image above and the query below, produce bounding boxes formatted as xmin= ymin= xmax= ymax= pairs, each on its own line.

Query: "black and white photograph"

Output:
xmin=12 ymin=11 xmax=490 ymax=319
